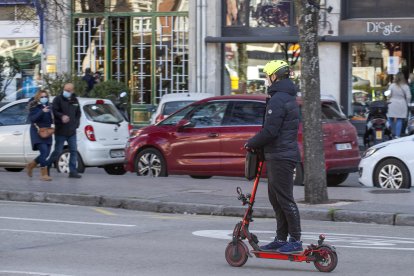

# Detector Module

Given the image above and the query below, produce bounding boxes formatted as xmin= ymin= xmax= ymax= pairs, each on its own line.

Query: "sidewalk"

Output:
xmin=0 ymin=169 xmax=413 ymax=226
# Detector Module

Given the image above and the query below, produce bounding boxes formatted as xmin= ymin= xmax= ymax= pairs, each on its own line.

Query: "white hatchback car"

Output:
xmin=150 ymin=93 xmax=214 ymax=124
xmin=359 ymin=136 xmax=414 ymax=189
xmin=0 ymin=97 xmax=130 ymax=175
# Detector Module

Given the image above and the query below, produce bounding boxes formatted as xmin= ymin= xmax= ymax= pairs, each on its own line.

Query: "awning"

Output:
xmin=322 ymin=35 xmax=414 ymax=42
xmin=206 ymin=35 xmax=414 ymax=43
xmin=205 ymin=36 xmax=299 ymax=43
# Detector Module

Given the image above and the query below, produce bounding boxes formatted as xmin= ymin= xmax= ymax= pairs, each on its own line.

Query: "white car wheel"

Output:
xmin=58 ymin=152 xmax=71 ymax=174
xmin=374 ymin=159 xmax=410 ymax=189
xmin=56 ymin=150 xmax=85 ymax=174
xmin=135 ymin=148 xmax=167 ymax=177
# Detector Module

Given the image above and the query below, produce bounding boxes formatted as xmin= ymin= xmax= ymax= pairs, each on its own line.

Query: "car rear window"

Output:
xmin=83 ymin=103 xmax=124 ymax=124
xmin=321 ymin=102 xmax=346 ymax=120
xmin=162 ymin=101 xmax=194 ymax=115
xmin=299 ymin=101 xmax=346 ymax=121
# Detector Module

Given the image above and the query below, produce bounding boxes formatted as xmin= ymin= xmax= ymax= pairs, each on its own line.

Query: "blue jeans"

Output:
xmin=388 ymin=117 xmax=403 ymax=137
xmin=35 ymin=143 xmax=51 ymax=167
xmin=48 ymin=134 xmax=78 ymax=174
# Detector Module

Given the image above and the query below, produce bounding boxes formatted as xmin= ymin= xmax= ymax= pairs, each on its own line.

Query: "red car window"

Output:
xmin=224 ymin=101 xmax=265 ymax=126
xmin=188 ymin=102 xmax=228 ymax=127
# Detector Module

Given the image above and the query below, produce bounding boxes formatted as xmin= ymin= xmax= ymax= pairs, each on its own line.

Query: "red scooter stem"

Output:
xmin=248 ymin=160 xmax=264 ymax=204
xmin=242 ymin=160 xmax=264 ymax=224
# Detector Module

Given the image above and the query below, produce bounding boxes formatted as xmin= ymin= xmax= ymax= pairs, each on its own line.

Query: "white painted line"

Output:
xmin=192 ymin=230 xmax=414 ymax=251
xmin=0 ymin=229 xmax=108 ymax=239
xmin=0 ymin=216 xmax=136 ymax=227
xmin=0 ymin=271 xmax=72 ymax=276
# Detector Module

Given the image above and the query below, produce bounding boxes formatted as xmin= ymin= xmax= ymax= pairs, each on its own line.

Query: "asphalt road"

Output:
xmin=1 ymin=201 xmax=412 ymax=276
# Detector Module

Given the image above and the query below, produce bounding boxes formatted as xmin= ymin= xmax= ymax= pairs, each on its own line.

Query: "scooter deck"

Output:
xmin=251 ymin=250 xmax=311 ymax=262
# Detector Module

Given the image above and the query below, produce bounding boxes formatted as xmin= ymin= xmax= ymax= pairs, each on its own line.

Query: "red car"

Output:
xmin=125 ymin=95 xmax=360 ymax=186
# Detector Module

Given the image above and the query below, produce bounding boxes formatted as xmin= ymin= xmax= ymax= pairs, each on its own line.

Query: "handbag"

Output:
xmin=35 ymin=123 xmax=55 ymax=138
xmin=244 ymin=150 xmax=264 ymax=180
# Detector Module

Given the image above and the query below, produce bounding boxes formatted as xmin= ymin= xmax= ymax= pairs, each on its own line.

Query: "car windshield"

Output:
xmin=158 ymin=104 xmax=195 ymax=126
xmin=162 ymin=101 xmax=194 ymax=115
xmin=83 ymin=103 xmax=124 ymax=124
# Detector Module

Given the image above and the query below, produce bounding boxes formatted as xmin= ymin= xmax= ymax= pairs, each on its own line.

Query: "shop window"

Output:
xmin=350 ymin=42 xmax=412 ymax=119
xmin=225 ymin=0 xmax=292 ymax=27
xmin=130 ymin=15 xmax=189 ymax=105
xmin=156 ymin=0 xmax=188 ymax=12
xmin=223 ymin=43 xmax=301 ymax=95
xmin=0 ymin=39 xmax=41 ymax=101
xmin=344 ymin=0 xmax=414 ymax=19
xmin=107 ymin=0 xmax=188 ymax=13
xmin=73 ymin=17 xmax=106 ymax=78
xmin=73 ymin=0 xmax=105 ymax=13
xmin=110 ymin=0 xmax=152 ymax=12
xmin=0 ymin=6 xmax=16 ymax=21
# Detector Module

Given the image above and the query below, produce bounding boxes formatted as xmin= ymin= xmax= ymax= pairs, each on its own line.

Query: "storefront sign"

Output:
xmin=339 ymin=19 xmax=414 ymax=37
xmin=366 ymin=22 xmax=402 ymax=36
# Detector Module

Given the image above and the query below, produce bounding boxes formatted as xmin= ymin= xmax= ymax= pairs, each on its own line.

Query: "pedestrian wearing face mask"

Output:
xmin=245 ymin=60 xmax=302 ymax=254
xmin=26 ymin=90 xmax=53 ymax=181
xmin=47 ymin=83 xmax=82 ymax=178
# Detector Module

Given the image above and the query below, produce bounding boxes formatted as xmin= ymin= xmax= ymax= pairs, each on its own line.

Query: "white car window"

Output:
xmin=83 ymin=103 xmax=124 ymax=124
xmin=0 ymin=103 xmax=29 ymax=126
xmin=162 ymin=101 xmax=194 ymax=115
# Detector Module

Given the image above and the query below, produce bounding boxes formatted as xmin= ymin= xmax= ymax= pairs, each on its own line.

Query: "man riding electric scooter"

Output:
xmin=245 ymin=60 xmax=302 ymax=254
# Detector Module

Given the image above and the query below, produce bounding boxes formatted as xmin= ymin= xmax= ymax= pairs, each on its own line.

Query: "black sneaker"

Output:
xmin=277 ymin=237 xmax=303 ymax=254
xmin=259 ymin=239 xmax=287 ymax=251
xmin=69 ymin=173 xmax=82 ymax=179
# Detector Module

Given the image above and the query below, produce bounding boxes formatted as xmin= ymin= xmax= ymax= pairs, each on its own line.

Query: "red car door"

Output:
xmin=168 ymin=101 xmax=229 ymax=174
xmin=220 ymin=100 xmax=265 ymax=176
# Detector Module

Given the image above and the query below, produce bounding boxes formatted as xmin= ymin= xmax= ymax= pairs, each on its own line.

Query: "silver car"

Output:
xmin=0 ymin=98 xmax=130 ymax=175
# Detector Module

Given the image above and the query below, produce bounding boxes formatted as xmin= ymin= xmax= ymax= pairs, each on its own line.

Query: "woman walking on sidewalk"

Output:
xmin=26 ymin=90 xmax=53 ymax=181
xmin=387 ymin=72 xmax=411 ymax=138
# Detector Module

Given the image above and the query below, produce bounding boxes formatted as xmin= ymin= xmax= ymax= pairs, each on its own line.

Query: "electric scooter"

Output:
xmin=225 ymin=151 xmax=338 ymax=272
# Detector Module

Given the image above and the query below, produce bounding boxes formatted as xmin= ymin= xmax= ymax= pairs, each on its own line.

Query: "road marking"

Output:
xmin=0 ymin=216 xmax=136 ymax=227
xmin=0 ymin=229 xmax=108 ymax=238
xmin=192 ymin=230 xmax=414 ymax=251
xmin=0 ymin=271 xmax=72 ymax=276
xmin=92 ymin=207 xmax=116 ymax=216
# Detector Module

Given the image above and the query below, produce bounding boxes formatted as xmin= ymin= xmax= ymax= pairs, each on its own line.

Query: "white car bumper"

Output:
xmin=79 ymin=144 xmax=126 ymax=166
xmin=358 ymin=157 xmax=376 ymax=187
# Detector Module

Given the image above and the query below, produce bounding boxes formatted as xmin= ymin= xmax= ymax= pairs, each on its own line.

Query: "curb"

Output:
xmin=1 ymin=190 xmax=414 ymax=227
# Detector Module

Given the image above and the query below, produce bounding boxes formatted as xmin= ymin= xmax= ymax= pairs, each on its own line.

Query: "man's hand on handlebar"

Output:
xmin=244 ymin=143 xmax=255 ymax=152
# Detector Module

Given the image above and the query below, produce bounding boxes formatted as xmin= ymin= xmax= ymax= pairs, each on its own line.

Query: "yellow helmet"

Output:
xmin=263 ymin=60 xmax=290 ymax=78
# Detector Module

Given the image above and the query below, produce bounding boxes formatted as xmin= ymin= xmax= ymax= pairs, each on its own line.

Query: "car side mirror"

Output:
xmin=177 ymin=119 xmax=194 ymax=131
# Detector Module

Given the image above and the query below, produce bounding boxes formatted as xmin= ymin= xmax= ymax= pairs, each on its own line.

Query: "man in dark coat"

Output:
xmin=245 ymin=60 xmax=302 ymax=254
xmin=82 ymin=68 xmax=95 ymax=95
xmin=47 ymin=83 xmax=82 ymax=178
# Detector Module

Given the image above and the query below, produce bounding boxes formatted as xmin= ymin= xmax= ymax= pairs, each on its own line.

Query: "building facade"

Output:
xmin=0 ymin=0 xmax=42 ymax=101
xmin=42 ymin=0 xmax=414 ymax=126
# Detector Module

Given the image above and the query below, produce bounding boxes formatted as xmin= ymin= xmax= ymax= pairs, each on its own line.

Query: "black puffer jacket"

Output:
xmin=246 ymin=78 xmax=300 ymax=162
xmin=52 ymin=93 xmax=81 ymax=137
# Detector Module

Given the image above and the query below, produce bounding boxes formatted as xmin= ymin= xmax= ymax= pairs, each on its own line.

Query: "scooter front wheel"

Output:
xmin=225 ymin=241 xmax=248 ymax=267
xmin=313 ymin=246 xmax=338 ymax=272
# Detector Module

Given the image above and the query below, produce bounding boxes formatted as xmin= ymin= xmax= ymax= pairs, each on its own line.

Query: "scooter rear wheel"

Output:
xmin=225 ymin=241 xmax=248 ymax=267
xmin=313 ymin=246 xmax=338 ymax=272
